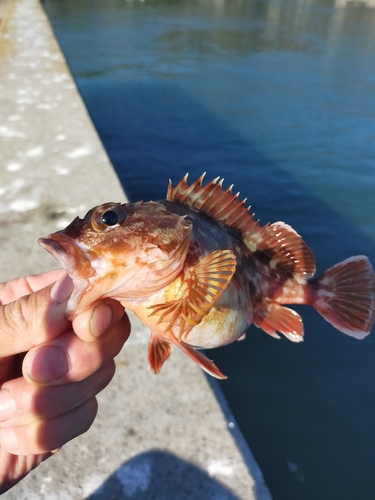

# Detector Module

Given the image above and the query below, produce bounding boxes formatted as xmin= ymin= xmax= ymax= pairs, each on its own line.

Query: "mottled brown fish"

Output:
xmin=39 ymin=174 xmax=375 ymax=379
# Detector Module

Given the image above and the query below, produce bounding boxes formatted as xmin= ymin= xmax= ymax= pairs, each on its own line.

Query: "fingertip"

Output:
xmin=23 ymin=345 xmax=70 ymax=386
xmin=50 ymin=274 xmax=73 ymax=304
xmin=89 ymin=302 xmax=114 ymax=339
xmin=72 ymin=299 xmax=126 ymax=342
xmin=0 ymin=276 xmax=73 ymax=357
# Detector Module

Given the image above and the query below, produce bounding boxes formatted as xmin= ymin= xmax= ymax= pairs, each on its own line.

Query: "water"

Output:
xmin=42 ymin=1 xmax=375 ymax=498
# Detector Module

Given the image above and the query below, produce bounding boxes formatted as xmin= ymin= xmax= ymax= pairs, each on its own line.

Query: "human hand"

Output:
xmin=0 ymin=269 xmax=130 ymax=493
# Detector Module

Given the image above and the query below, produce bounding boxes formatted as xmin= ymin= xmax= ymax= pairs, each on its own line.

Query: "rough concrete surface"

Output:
xmin=0 ymin=0 xmax=272 ymax=498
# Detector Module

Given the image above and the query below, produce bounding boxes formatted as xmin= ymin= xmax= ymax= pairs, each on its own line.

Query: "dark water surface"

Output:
xmin=42 ymin=1 xmax=375 ymax=499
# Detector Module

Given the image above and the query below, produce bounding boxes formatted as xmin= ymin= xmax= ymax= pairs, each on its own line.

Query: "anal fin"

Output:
xmin=147 ymin=332 xmax=173 ymax=374
xmin=254 ymin=304 xmax=304 ymax=343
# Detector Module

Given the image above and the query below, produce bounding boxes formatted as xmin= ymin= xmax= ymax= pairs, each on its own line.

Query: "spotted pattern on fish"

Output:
xmin=38 ymin=173 xmax=375 ymax=378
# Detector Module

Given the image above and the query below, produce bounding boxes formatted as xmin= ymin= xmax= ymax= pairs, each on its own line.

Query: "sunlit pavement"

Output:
xmin=0 ymin=1 xmax=271 ymax=498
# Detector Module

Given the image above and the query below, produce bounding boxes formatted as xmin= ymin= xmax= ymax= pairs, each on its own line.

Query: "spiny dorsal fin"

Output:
xmin=167 ymin=173 xmax=261 ymax=235
xmin=167 ymin=174 xmax=316 ymax=280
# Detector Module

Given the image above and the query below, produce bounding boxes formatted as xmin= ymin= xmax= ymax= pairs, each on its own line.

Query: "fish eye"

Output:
xmin=91 ymin=204 xmax=127 ymax=231
xmin=101 ymin=210 xmax=119 ymax=226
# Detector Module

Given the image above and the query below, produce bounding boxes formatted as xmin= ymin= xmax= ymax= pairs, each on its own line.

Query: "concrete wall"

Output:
xmin=0 ymin=0 xmax=272 ymax=498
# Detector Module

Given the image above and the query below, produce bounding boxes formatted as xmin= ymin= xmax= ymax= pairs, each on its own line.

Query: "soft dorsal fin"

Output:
xmin=167 ymin=173 xmax=261 ymax=235
xmin=251 ymin=222 xmax=316 ymax=279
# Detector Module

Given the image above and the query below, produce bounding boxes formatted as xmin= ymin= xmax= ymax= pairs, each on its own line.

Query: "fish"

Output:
xmin=38 ymin=174 xmax=375 ymax=379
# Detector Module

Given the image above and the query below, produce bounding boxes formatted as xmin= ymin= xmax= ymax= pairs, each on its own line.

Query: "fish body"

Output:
xmin=124 ymin=200 xmax=252 ymax=349
xmin=39 ymin=174 xmax=375 ymax=379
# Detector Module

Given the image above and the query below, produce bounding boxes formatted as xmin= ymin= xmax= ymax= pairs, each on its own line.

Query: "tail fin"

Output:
xmin=309 ymin=256 xmax=375 ymax=339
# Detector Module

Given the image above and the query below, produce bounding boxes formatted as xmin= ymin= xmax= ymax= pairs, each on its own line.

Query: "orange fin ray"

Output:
xmin=168 ymin=335 xmax=227 ymax=379
xmin=309 ymin=256 xmax=375 ymax=338
xmin=167 ymin=175 xmax=315 ymax=281
xmin=147 ymin=332 xmax=173 ymax=374
xmin=167 ymin=173 xmax=260 ymax=235
xmin=254 ymin=303 xmax=304 ymax=342
xmin=247 ymin=222 xmax=316 ymax=280
xmin=148 ymin=249 xmax=237 ymax=341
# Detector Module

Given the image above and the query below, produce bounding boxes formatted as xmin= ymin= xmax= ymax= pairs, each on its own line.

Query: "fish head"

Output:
xmin=39 ymin=201 xmax=192 ymax=317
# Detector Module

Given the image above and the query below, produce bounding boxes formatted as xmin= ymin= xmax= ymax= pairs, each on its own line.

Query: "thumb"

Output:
xmin=0 ymin=275 xmax=73 ymax=357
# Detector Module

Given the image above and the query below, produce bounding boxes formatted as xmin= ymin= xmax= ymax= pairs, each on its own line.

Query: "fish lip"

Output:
xmin=38 ymin=233 xmax=95 ymax=317
xmin=38 ymin=234 xmax=81 ymax=276
xmin=38 ymin=232 xmax=96 ymax=280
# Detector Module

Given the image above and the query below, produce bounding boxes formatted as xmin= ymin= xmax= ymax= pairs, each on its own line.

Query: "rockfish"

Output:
xmin=39 ymin=174 xmax=375 ymax=379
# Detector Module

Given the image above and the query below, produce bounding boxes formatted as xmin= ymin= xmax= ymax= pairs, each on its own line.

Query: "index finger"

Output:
xmin=0 ymin=269 xmax=65 ymax=305
xmin=0 ymin=275 xmax=72 ymax=357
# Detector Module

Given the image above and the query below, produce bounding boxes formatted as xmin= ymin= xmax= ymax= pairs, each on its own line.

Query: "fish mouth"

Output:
xmin=39 ymin=234 xmax=80 ymax=276
xmin=38 ymin=233 xmax=94 ymax=316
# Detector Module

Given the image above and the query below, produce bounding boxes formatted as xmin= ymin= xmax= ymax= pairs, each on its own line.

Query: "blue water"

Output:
xmin=42 ymin=1 xmax=375 ymax=499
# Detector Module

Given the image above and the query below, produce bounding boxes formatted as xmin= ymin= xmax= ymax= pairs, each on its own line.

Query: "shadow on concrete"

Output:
xmin=86 ymin=450 xmax=240 ymax=500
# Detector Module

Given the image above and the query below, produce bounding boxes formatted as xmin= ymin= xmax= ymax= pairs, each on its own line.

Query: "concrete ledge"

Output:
xmin=0 ymin=0 xmax=271 ymax=498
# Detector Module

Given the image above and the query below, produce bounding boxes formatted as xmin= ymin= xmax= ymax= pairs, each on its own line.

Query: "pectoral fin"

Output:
xmin=148 ymin=249 xmax=237 ymax=341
